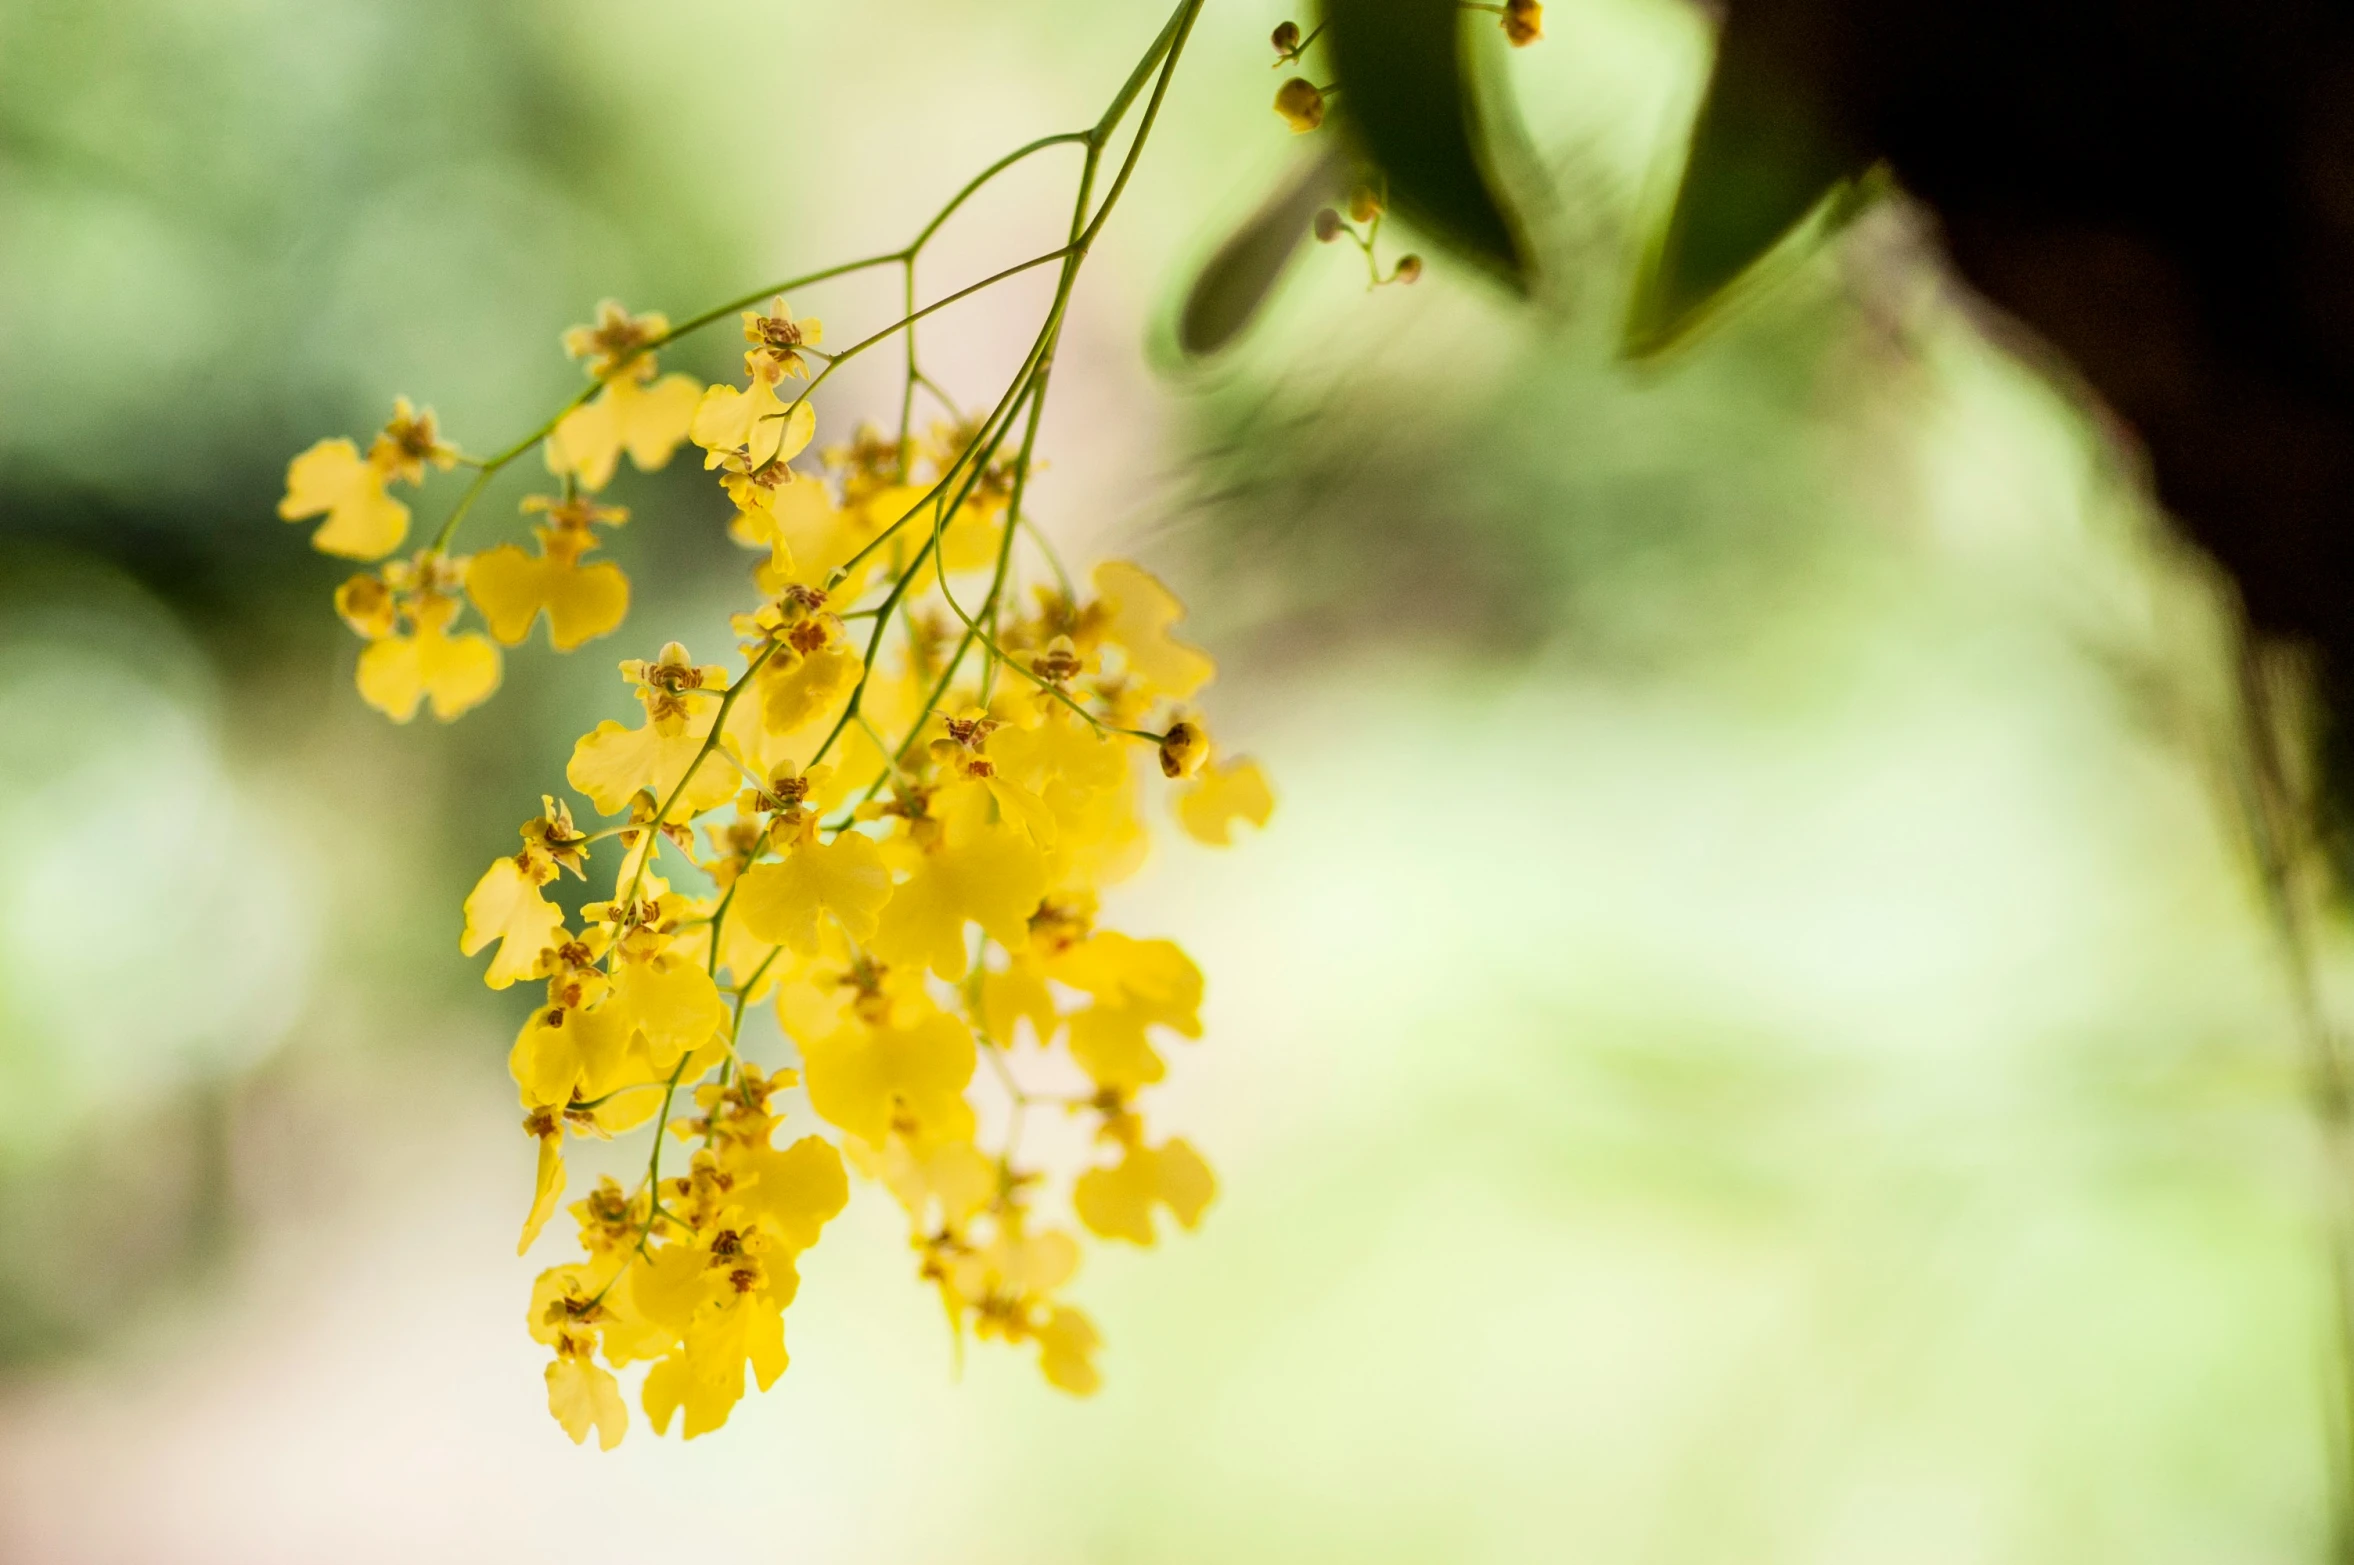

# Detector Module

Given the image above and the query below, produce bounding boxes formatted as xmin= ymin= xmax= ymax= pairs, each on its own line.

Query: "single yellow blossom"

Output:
xmin=692 ymin=381 xmax=816 ymax=474
xmin=562 ymin=299 xmax=668 ymax=379
xmin=741 ymin=296 xmax=823 ymax=381
xmin=467 ymin=512 xmax=630 ymax=651
xmin=370 ymin=396 xmax=460 ymax=485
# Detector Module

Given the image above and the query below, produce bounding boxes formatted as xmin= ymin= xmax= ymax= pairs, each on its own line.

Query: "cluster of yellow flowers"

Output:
xmin=281 ymin=282 xmax=1270 ymax=1442
xmin=273 ymin=0 xmax=1290 ymax=1446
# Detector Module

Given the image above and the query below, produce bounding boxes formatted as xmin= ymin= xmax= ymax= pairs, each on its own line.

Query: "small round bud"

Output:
xmin=1392 ymin=254 xmax=1424 ymax=284
xmin=1273 ymin=78 xmax=1326 ymax=133
xmin=333 ymin=573 xmax=398 ymax=640
xmin=1159 ymin=721 xmax=1208 ymax=780
xmin=1312 ymin=207 xmax=1344 ymax=243
xmin=1348 ymin=185 xmax=1382 ymax=224
xmin=1501 ymin=0 xmax=1543 ymax=46
xmin=1271 ymin=19 xmax=1301 ymax=56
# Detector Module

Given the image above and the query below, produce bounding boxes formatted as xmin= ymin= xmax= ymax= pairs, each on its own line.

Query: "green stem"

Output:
xmin=652 ymin=251 xmax=909 ymax=350
xmin=897 ymin=259 xmax=919 ymax=485
xmin=613 ymin=641 xmax=783 ymax=919
xmin=809 ymin=531 xmax=944 ymax=769
xmin=781 ymin=245 xmax=1076 ymax=422
xmin=1019 ymin=512 xmax=1076 ymax=599
xmin=634 ymin=1051 xmax=694 ymax=1252
xmin=820 ymin=0 xmax=1203 ymax=824
xmin=705 ymin=880 xmax=739 ymax=979
xmin=428 ymin=384 xmax=597 ymax=553
xmin=929 ymin=493 xmax=1164 ymax=744
xmin=1075 ymin=0 xmax=1204 ymax=250
xmin=1275 ymin=19 xmax=1329 ymax=62
xmin=909 ymin=132 xmax=1093 ymax=253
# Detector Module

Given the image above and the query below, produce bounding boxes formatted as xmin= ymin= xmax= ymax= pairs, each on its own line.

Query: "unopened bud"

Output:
xmin=1348 ymin=185 xmax=1382 ymax=224
xmin=1392 ymin=254 xmax=1424 ymax=284
xmin=1271 ymin=19 xmax=1301 ymax=56
xmin=1502 ymin=0 xmax=1543 ymax=45
xmin=1312 ymin=208 xmax=1344 ymax=243
xmin=1158 ymin=721 xmax=1208 ymax=780
xmin=333 ymin=573 xmax=398 ymax=640
xmin=1273 ymin=78 xmax=1326 ymax=133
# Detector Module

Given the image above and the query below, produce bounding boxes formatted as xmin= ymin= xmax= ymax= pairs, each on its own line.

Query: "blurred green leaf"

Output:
xmin=1623 ymin=12 xmax=1874 ymax=356
xmin=1179 ymin=148 xmax=1347 ymax=357
xmin=1322 ymin=0 xmax=1532 ymax=290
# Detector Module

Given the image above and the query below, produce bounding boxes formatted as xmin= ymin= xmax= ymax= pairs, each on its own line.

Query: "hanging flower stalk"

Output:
xmin=278 ymin=0 xmax=1278 ymax=1446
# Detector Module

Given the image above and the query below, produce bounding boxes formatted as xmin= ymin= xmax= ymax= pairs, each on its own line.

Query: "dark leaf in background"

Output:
xmin=1621 ymin=0 xmax=2354 ymax=823
xmin=1321 ymin=0 xmax=1533 ymax=291
xmin=1622 ymin=3 xmax=1876 ymax=356
xmin=1179 ymin=147 xmax=1348 ymax=356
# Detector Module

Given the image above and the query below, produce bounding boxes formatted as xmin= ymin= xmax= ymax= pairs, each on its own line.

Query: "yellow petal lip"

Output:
xmin=1076 ymin=1137 xmax=1216 ymax=1246
xmin=520 ymin=1128 xmax=567 ymax=1254
xmin=461 ymin=856 xmax=565 ymax=988
xmin=281 ymin=438 xmax=410 ymax=559
xmin=466 ymin=543 xmax=629 ymax=651
xmin=1175 ymin=756 xmax=1275 ymax=846
xmin=733 ymin=833 xmax=890 ymax=956
xmin=545 ymin=1354 xmax=626 ymax=1449
xmin=417 ymin=627 xmax=501 ymax=719
xmin=548 ymin=372 xmax=700 ymax=491
xmin=1092 ymin=559 xmax=1216 ymax=701
xmin=803 ymin=1012 xmax=976 ymax=1147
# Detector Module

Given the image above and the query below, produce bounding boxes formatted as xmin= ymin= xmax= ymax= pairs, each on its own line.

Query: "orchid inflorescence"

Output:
xmin=278 ymin=0 xmax=1279 ymax=1446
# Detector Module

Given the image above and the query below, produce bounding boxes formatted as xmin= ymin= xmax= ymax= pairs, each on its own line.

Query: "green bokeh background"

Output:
xmin=0 ymin=0 xmax=2338 ymax=1558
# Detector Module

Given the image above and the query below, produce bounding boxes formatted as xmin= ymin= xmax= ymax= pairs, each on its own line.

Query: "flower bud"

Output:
xmin=1271 ymin=19 xmax=1301 ymax=56
xmin=1158 ymin=721 xmax=1208 ymax=779
xmin=1312 ymin=207 xmax=1344 ymax=244
xmin=1273 ymin=78 xmax=1326 ymax=133
xmin=333 ymin=573 xmax=399 ymax=640
xmin=1392 ymin=254 xmax=1424 ymax=284
xmin=1502 ymin=0 xmax=1543 ymax=45
xmin=1348 ymin=186 xmax=1382 ymax=224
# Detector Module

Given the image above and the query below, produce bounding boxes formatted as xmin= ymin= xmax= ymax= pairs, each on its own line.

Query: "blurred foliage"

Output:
xmin=0 ymin=0 xmax=738 ymax=1358
xmin=1322 ymin=0 xmax=1538 ymax=290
